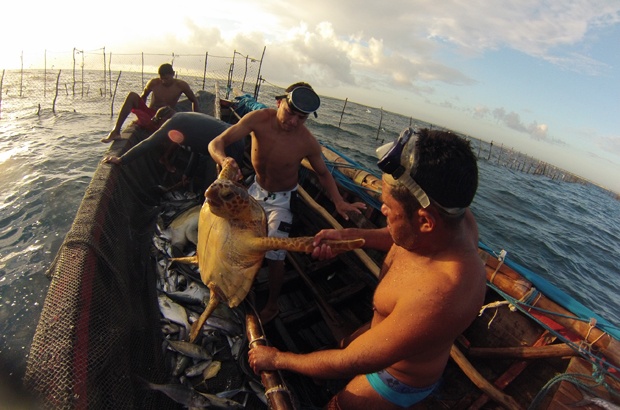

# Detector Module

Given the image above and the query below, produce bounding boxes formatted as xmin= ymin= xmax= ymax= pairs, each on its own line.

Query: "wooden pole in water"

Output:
xmin=52 ymin=70 xmax=61 ymax=114
xmin=338 ymin=98 xmax=348 ymax=128
xmin=141 ymin=52 xmax=144 ymax=89
xmin=72 ymin=48 xmax=76 ymax=97
xmin=375 ymin=107 xmax=383 ymax=140
xmin=202 ymin=51 xmax=208 ymax=90
xmin=111 ymin=71 xmax=122 ymax=118
xmin=44 ymin=50 xmax=47 ymax=98
xmin=0 ymin=69 xmax=5 ymax=111
xmin=102 ymin=47 xmax=106 ymax=98
xmin=20 ymin=51 xmax=23 ymax=97
xmin=80 ymin=50 xmax=84 ymax=97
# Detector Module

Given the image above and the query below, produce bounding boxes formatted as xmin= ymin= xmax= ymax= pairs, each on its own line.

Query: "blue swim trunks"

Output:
xmin=366 ymin=369 xmax=439 ymax=408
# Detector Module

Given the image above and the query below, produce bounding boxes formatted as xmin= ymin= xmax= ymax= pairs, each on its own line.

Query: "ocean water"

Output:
xmin=1 ymin=81 xmax=619 ymax=391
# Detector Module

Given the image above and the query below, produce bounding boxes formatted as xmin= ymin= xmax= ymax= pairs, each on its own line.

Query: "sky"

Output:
xmin=2 ymin=0 xmax=620 ymax=193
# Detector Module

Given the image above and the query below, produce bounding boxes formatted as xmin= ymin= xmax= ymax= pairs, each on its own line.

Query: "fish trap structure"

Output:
xmin=23 ymin=90 xmax=268 ymax=409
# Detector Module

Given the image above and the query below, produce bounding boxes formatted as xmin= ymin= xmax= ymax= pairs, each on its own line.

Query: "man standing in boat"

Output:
xmin=101 ymin=63 xmax=200 ymax=143
xmin=208 ymin=82 xmax=366 ymax=323
xmin=248 ymin=128 xmax=487 ymax=409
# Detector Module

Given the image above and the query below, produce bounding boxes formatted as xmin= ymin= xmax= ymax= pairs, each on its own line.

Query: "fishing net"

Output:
xmin=23 ymin=122 xmax=182 ymax=409
xmin=23 ymin=88 xmax=272 ymax=409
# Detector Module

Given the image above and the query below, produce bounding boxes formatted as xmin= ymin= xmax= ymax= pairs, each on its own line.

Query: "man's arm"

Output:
xmin=312 ymin=227 xmax=393 ymax=259
xmin=180 ymin=81 xmax=200 ymax=112
xmin=249 ymin=289 xmax=439 ymax=378
xmin=208 ymin=111 xmax=258 ymax=166
xmin=306 ymin=148 xmax=366 ymax=220
xmin=140 ymin=79 xmax=155 ymax=102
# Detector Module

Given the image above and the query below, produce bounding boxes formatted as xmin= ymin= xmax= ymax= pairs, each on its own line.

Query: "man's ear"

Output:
xmin=418 ymin=208 xmax=436 ymax=233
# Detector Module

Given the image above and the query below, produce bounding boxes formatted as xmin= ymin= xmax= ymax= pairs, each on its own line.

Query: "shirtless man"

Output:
xmin=101 ymin=63 xmax=199 ymax=143
xmin=248 ymin=128 xmax=487 ymax=409
xmin=208 ymin=82 xmax=366 ymax=323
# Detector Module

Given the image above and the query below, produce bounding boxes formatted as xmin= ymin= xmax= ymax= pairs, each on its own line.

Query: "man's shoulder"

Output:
xmin=243 ymin=108 xmax=275 ymax=125
xmin=173 ymin=78 xmax=191 ymax=87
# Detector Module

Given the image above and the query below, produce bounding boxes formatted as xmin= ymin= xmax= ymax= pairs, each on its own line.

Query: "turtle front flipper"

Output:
xmin=251 ymin=237 xmax=365 ymax=253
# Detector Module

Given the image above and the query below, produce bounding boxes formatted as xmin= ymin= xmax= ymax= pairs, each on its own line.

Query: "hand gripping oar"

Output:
xmin=246 ymin=312 xmax=295 ymax=410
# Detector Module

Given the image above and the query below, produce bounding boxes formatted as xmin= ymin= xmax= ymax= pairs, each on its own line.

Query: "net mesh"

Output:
xmin=1 ymin=49 xmax=265 ymax=115
xmin=24 ymin=123 xmax=183 ymax=409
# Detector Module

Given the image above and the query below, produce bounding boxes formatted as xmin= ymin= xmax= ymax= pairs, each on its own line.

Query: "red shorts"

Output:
xmin=131 ymin=99 xmax=158 ymax=132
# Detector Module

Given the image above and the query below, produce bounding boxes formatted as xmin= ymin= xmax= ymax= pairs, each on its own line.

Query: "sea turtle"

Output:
xmin=172 ymin=160 xmax=365 ymax=343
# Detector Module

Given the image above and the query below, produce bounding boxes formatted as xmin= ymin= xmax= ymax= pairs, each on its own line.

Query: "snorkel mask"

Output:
xmin=376 ymin=127 xmax=465 ymax=216
xmin=276 ymin=86 xmax=321 ymax=118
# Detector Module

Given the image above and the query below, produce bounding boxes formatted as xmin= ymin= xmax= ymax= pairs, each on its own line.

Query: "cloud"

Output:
xmin=257 ymin=0 xmax=620 ymax=75
xmin=483 ymin=107 xmax=551 ymax=142
xmin=599 ymin=136 xmax=620 ymax=152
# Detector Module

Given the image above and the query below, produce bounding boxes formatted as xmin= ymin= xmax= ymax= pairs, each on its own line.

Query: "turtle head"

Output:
xmin=205 ymin=179 xmax=252 ymax=219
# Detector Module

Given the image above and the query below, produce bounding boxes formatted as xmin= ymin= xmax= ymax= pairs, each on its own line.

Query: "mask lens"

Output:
xmin=376 ymin=127 xmax=414 ymax=175
xmin=288 ymin=87 xmax=321 ymax=114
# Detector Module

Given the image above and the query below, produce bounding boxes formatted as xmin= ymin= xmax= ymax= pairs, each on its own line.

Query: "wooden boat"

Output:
xmin=23 ymin=87 xmax=620 ymax=409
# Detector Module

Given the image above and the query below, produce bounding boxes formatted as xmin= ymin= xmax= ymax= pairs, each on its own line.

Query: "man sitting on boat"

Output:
xmin=101 ymin=63 xmax=200 ymax=143
xmin=208 ymin=82 xmax=367 ymax=324
xmin=102 ymin=111 xmax=245 ymax=190
xmin=248 ymin=128 xmax=487 ymax=409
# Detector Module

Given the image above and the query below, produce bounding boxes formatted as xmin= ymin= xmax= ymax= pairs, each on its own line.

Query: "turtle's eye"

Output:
xmin=221 ymin=190 xmax=236 ymax=201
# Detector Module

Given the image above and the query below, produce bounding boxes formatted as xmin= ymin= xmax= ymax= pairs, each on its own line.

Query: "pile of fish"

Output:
xmin=148 ymin=191 xmax=269 ymax=409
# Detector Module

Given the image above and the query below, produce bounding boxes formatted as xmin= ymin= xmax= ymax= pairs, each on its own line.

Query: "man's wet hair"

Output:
xmin=158 ymin=63 xmax=174 ymax=76
xmin=393 ymin=129 xmax=478 ymax=218
xmin=285 ymin=82 xmax=314 ymax=92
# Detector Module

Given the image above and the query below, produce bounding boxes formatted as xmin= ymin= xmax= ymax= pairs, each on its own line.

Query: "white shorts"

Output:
xmin=248 ymin=179 xmax=298 ymax=261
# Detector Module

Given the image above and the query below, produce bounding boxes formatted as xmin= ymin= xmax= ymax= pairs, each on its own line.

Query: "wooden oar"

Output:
xmin=246 ymin=311 xmax=295 ymax=410
xmin=286 ymin=252 xmax=358 ymax=342
xmin=450 ymin=345 xmax=524 ymax=410
xmin=467 ymin=343 xmax=578 ymax=360
xmin=467 ymin=331 xmax=556 ymax=410
xmin=297 ymin=186 xmax=381 ymax=278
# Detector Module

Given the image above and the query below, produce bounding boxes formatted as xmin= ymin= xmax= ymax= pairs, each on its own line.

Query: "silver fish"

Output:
xmin=155 ymin=258 xmax=168 ymax=291
xmin=201 ymin=360 xmax=222 ymax=381
xmin=248 ymin=380 xmax=268 ymax=406
xmin=158 ymin=294 xmax=190 ymax=337
xmin=205 ymin=315 xmax=243 ymax=336
xmin=184 ymin=359 xmax=213 ymax=378
xmin=140 ymin=378 xmax=243 ymax=409
xmin=227 ymin=335 xmax=244 ymax=360
xmin=160 ymin=321 xmax=180 ymax=336
xmin=166 ymin=340 xmax=212 ymax=360
xmin=166 ymin=280 xmax=210 ymax=306
xmin=172 ymin=354 xmax=192 ymax=377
